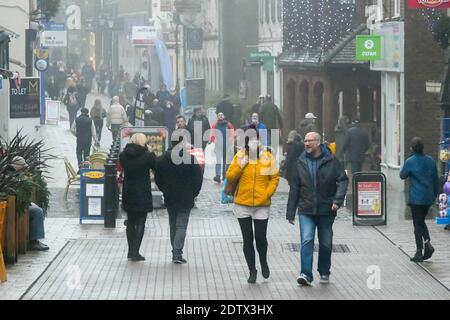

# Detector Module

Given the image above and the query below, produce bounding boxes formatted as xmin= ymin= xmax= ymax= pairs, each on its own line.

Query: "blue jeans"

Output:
xmin=299 ymin=214 xmax=335 ymax=282
xmin=29 ymin=203 xmax=45 ymax=241
xmin=167 ymin=206 xmax=191 ymax=257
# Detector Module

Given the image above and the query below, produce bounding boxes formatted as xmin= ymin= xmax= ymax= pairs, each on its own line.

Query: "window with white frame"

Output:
xmin=376 ymin=0 xmax=383 ymax=21
xmin=259 ymin=0 xmax=264 ymax=24
xmin=277 ymin=0 xmax=283 ymax=22
xmin=394 ymin=0 xmax=400 ymax=17
xmin=271 ymin=0 xmax=276 ymax=23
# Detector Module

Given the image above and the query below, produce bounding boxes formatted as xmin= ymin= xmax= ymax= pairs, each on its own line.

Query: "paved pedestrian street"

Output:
xmin=1 ymin=94 xmax=450 ymax=300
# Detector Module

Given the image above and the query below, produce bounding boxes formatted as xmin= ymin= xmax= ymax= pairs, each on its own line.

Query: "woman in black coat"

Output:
xmin=120 ymin=133 xmax=156 ymax=261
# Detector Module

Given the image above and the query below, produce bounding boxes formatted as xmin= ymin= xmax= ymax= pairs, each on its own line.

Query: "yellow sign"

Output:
xmin=34 ymin=49 xmax=49 ymax=59
xmin=83 ymin=172 xmax=105 ymax=179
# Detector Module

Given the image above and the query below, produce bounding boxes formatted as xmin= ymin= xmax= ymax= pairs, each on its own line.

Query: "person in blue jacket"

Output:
xmin=400 ymin=137 xmax=439 ymax=262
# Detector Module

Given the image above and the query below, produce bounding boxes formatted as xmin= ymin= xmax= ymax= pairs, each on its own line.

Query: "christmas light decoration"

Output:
xmin=283 ymin=0 xmax=355 ymax=50
xmin=420 ymin=8 xmax=450 ymax=49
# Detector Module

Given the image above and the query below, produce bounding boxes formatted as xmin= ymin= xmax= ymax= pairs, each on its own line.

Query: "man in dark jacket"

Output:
xmin=259 ymin=95 xmax=283 ymax=146
xmin=286 ymin=132 xmax=348 ymax=286
xmin=71 ymin=108 xmax=98 ymax=168
xmin=216 ymin=94 xmax=234 ymax=125
xmin=155 ymin=137 xmax=203 ymax=264
xmin=187 ymin=107 xmax=211 ymax=150
xmin=342 ymin=119 xmax=370 ymax=174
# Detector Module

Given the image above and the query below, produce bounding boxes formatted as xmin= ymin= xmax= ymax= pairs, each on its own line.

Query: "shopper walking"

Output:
xmin=400 ymin=137 xmax=439 ymax=262
xmin=286 ymin=132 xmax=348 ymax=286
xmin=90 ymin=99 xmax=107 ymax=142
xmin=226 ymin=126 xmax=280 ymax=283
xmin=155 ymin=136 xmax=203 ymax=264
xmin=120 ymin=133 xmax=157 ymax=261
xmin=71 ymin=108 xmax=98 ymax=168
xmin=107 ymin=96 xmax=128 ymax=140
xmin=210 ymin=112 xmax=234 ymax=183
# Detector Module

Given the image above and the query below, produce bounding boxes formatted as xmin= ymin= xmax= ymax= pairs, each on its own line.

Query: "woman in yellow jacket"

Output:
xmin=226 ymin=128 xmax=280 ymax=283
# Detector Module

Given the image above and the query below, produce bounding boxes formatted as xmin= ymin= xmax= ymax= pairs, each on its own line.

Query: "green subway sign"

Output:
xmin=356 ymin=36 xmax=382 ymax=61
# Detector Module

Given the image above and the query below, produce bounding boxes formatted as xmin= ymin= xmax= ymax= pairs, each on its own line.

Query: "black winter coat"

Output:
xmin=120 ymin=144 xmax=157 ymax=214
xmin=155 ymin=150 xmax=203 ymax=209
xmin=286 ymin=146 xmax=348 ymax=220
xmin=187 ymin=115 xmax=211 ymax=148
xmin=75 ymin=114 xmax=93 ymax=145
xmin=282 ymin=140 xmax=304 ymax=185
xmin=343 ymin=125 xmax=370 ymax=162
xmin=216 ymin=100 xmax=234 ymax=123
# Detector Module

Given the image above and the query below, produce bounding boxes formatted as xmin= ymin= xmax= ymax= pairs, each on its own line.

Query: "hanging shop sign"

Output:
xmin=408 ymin=0 xmax=450 ymax=8
xmin=356 ymin=35 xmax=382 ymax=61
xmin=371 ymin=22 xmax=404 ymax=73
xmin=132 ymin=26 xmax=157 ymax=46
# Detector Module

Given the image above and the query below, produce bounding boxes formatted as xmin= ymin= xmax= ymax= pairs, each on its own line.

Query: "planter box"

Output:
xmin=5 ymin=196 xmax=16 ymax=265
xmin=0 ymin=201 xmax=7 ymax=282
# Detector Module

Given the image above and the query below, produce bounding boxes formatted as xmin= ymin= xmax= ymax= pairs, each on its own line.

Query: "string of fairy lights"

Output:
xmin=283 ymin=0 xmax=355 ymax=50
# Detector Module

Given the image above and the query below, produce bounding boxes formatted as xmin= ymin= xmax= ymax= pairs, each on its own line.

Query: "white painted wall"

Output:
xmin=0 ymin=0 xmax=41 ymax=142
xmin=257 ymin=0 xmax=283 ymax=108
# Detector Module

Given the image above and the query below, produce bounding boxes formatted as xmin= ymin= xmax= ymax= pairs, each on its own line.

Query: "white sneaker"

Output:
xmin=297 ymin=274 xmax=312 ymax=286
xmin=319 ymin=275 xmax=330 ymax=284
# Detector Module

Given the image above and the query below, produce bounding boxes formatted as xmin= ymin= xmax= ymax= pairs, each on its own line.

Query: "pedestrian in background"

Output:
xmin=120 ymin=133 xmax=157 ymax=261
xmin=63 ymin=80 xmax=79 ymax=129
xmin=334 ymin=116 xmax=350 ymax=168
xmin=281 ymin=130 xmax=304 ymax=185
xmin=90 ymin=99 xmax=107 ymax=143
xmin=298 ymin=113 xmax=318 ymax=140
xmin=210 ymin=112 xmax=235 ymax=184
xmin=259 ymin=95 xmax=283 ymax=147
xmin=71 ymin=108 xmax=98 ymax=169
xmin=400 ymin=137 xmax=439 ymax=262
xmin=216 ymin=94 xmax=234 ymax=126
xmin=155 ymin=135 xmax=203 ymax=264
xmin=226 ymin=126 xmax=280 ymax=283
xmin=342 ymin=119 xmax=370 ymax=175
xmin=107 ymin=96 xmax=128 ymax=140
xmin=188 ymin=107 xmax=211 ymax=151
xmin=287 ymin=132 xmax=348 ymax=286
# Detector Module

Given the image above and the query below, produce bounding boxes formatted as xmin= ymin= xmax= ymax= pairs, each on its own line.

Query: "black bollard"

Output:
xmin=104 ymin=160 xmax=118 ymax=228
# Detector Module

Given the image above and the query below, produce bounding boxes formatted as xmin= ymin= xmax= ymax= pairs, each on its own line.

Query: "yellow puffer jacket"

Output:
xmin=226 ymin=150 xmax=280 ymax=207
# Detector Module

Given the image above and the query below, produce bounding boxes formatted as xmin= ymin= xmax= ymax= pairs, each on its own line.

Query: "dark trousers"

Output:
xmin=167 ymin=206 xmax=191 ymax=257
xmin=410 ymin=205 xmax=431 ymax=250
xmin=351 ymin=161 xmax=363 ymax=174
xmin=76 ymin=142 xmax=91 ymax=167
xmin=126 ymin=213 xmax=147 ymax=257
xmin=93 ymin=119 xmax=104 ymax=141
xmin=111 ymin=124 xmax=121 ymax=141
xmin=68 ymin=108 xmax=78 ymax=129
xmin=237 ymin=218 xmax=268 ymax=272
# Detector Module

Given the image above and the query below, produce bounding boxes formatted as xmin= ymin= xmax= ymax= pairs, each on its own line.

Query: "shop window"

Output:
xmin=277 ymin=0 xmax=283 ymax=22
xmin=271 ymin=0 xmax=276 ymax=23
xmin=265 ymin=0 xmax=270 ymax=24
xmin=259 ymin=0 xmax=264 ymax=24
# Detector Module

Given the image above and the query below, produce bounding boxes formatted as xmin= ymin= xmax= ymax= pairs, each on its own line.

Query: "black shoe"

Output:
xmin=423 ymin=242 xmax=435 ymax=261
xmin=130 ymin=254 xmax=145 ymax=262
xmin=30 ymin=240 xmax=49 ymax=251
xmin=410 ymin=250 xmax=423 ymax=263
xmin=261 ymin=262 xmax=270 ymax=279
xmin=248 ymin=270 xmax=257 ymax=284
xmin=173 ymin=256 xmax=187 ymax=264
xmin=445 ymin=224 xmax=450 ymax=230
xmin=213 ymin=176 xmax=221 ymax=184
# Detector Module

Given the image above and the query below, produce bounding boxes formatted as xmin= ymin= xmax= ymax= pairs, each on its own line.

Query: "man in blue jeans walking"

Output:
xmin=155 ymin=134 xmax=203 ymax=264
xmin=286 ymin=132 xmax=348 ymax=286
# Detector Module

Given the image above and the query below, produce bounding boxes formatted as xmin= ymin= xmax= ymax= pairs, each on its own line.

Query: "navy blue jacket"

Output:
xmin=400 ymin=153 xmax=439 ymax=206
